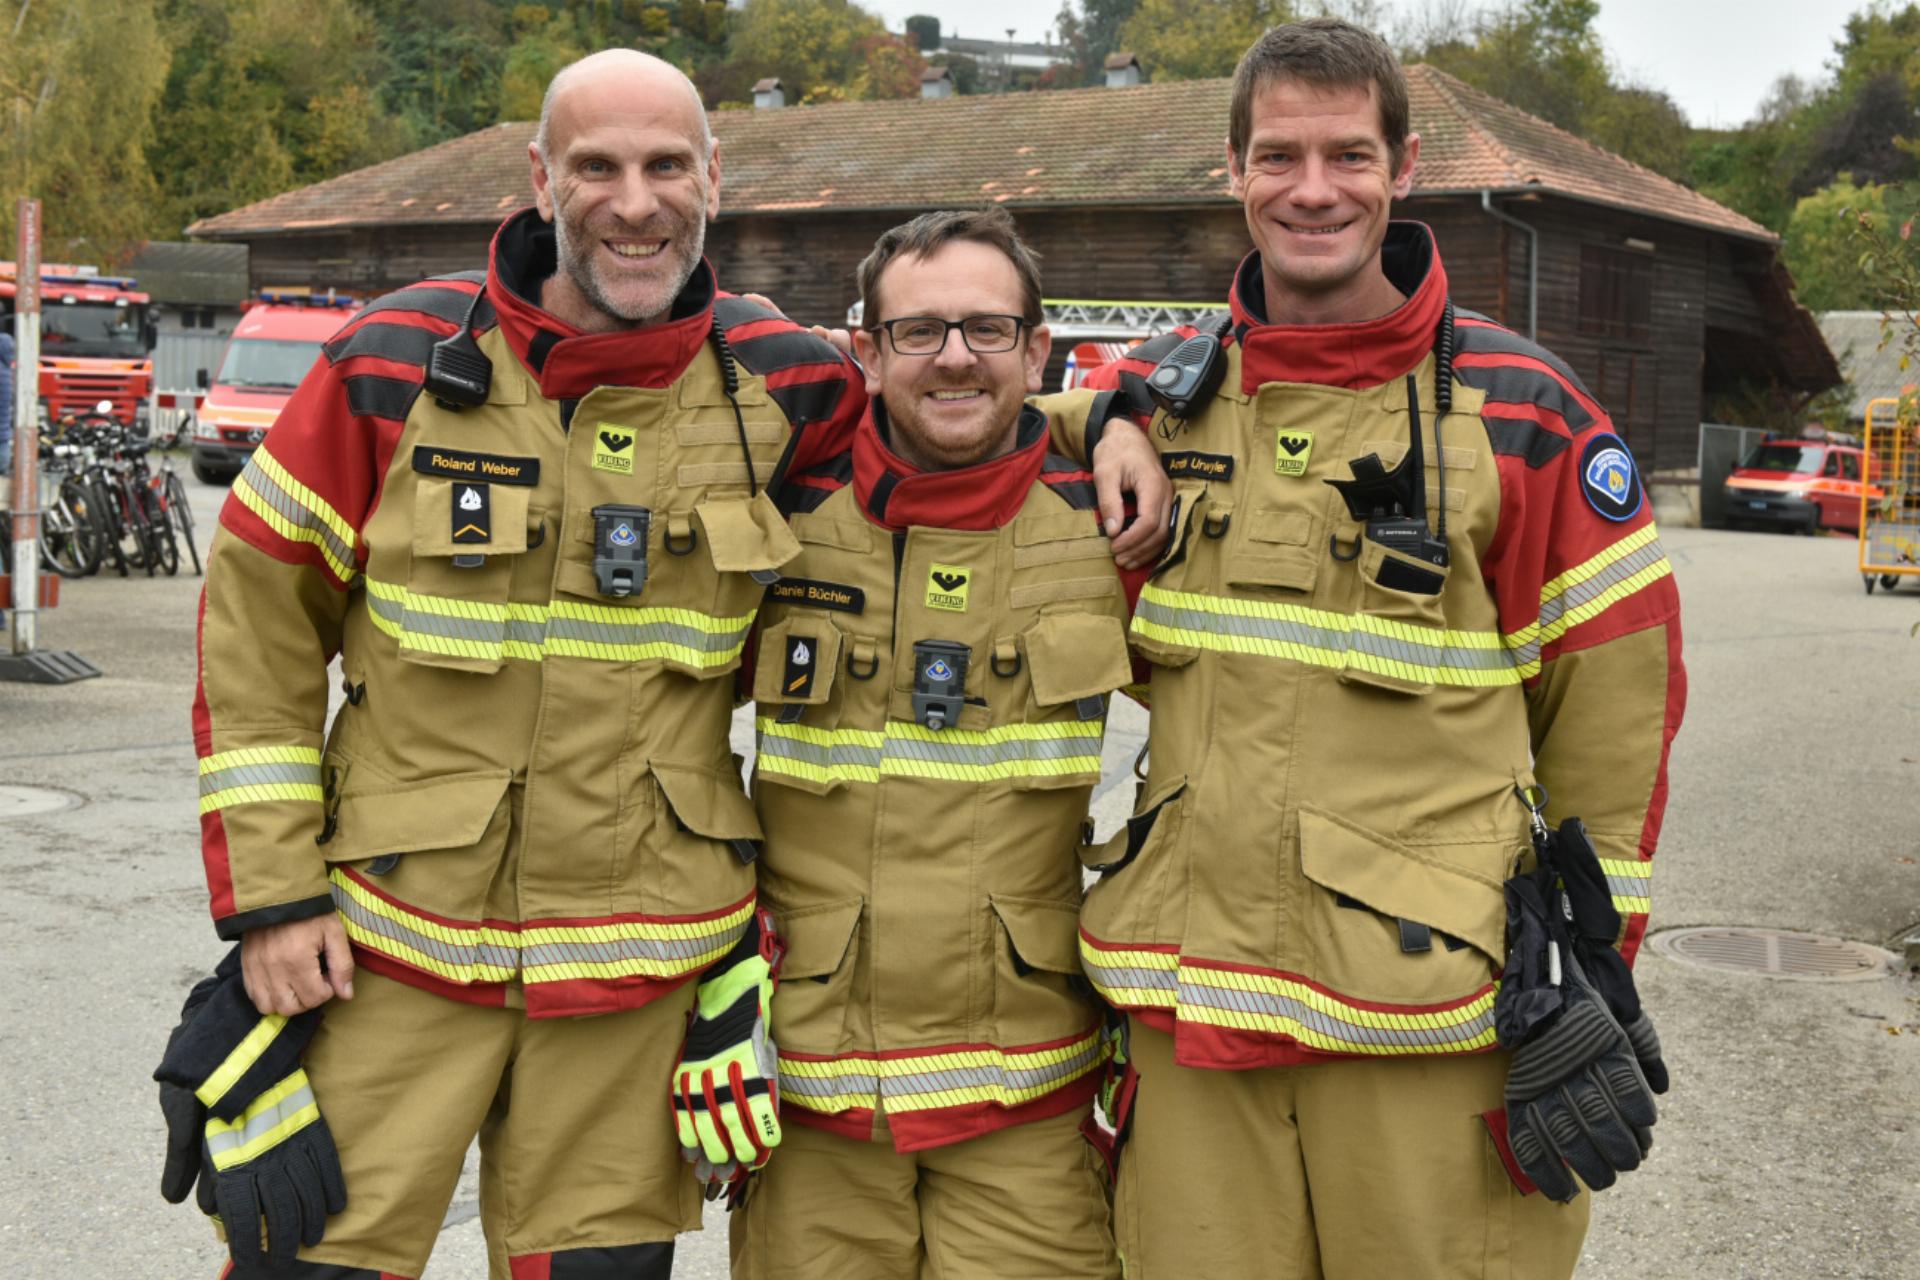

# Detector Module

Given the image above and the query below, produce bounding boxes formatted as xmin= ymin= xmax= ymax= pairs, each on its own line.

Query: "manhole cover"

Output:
xmin=1648 ymin=927 xmax=1894 ymax=982
xmin=0 ymin=784 xmax=83 ymax=820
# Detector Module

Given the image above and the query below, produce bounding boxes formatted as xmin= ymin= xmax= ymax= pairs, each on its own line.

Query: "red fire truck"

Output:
xmin=1 ymin=261 xmax=157 ymax=431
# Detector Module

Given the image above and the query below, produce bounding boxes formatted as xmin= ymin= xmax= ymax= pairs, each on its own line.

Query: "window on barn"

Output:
xmin=1578 ymin=246 xmax=1653 ymax=345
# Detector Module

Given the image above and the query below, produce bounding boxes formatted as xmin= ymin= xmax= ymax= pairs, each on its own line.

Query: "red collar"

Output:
xmin=851 ymin=402 xmax=1049 ymax=532
xmin=1231 ymin=221 xmax=1448 ymax=392
xmin=485 ymin=207 xmax=715 ymax=400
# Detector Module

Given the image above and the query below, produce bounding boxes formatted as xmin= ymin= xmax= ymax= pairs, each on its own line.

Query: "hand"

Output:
xmin=1092 ymin=420 xmax=1171 ymax=570
xmin=241 ymin=915 xmax=354 ymax=1017
xmin=674 ymin=912 xmax=782 ymax=1185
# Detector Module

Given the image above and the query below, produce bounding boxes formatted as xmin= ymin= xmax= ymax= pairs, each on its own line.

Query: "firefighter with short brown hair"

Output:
xmin=1057 ymin=18 xmax=1683 ymax=1277
xmin=727 ymin=207 xmax=1140 ymax=1279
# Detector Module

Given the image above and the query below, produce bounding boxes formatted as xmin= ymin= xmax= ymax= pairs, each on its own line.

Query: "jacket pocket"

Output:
xmin=1338 ymin=539 xmax=1453 ymax=696
xmin=388 ymin=480 xmax=535 ymax=675
xmin=752 ymin=613 xmax=844 ymax=711
xmin=1296 ymin=804 xmax=1507 ymax=1014
xmin=637 ymin=760 xmax=762 ymax=918
xmin=751 ymin=613 xmax=854 ymax=798
xmin=1225 ymin=507 xmax=1318 ymax=594
xmin=318 ymin=756 xmax=514 ymax=931
xmin=1129 ymin=486 xmax=1209 ymax=668
xmin=989 ymin=894 xmax=1092 ymax=1047
xmin=768 ymin=895 xmax=864 ymax=1055
xmin=1079 ymin=775 xmax=1188 ymax=946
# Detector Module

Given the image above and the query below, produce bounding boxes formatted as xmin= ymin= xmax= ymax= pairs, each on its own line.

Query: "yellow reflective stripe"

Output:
xmin=329 ymin=868 xmax=519 ymax=985
xmin=233 ymin=449 xmax=359 ymax=583
xmin=194 ymin=1013 xmax=288 ymax=1110
xmin=1600 ymin=855 xmax=1654 ymax=915
xmin=779 ymin=1028 xmax=1105 ymax=1115
xmin=1537 ymin=523 xmax=1662 ymax=616
xmin=1079 ymin=937 xmax=1498 ymax=1055
xmin=1133 ymin=584 xmax=1522 ymax=687
xmin=1503 ymin=524 xmax=1672 ymax=672
xmin=361 ymin=580 xmax=752 ymax=668
xmin=197 ymin=745 xmax=324 ymax=815
xmin=204 ymin=1071 xmax=320 ymax=1170
xmin=755 ymin=717 xmax=1106 ymax=787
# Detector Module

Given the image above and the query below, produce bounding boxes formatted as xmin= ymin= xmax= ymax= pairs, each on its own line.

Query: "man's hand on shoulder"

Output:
xmin=1094 ymin=420 xmax=1171 ymax=570
xmin=241 ymin=914 xmax=355 ymax=1016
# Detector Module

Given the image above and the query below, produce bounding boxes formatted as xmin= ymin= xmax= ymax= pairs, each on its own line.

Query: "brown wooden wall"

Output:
xmin=237 ymin=193 xmax=1783 ymax=473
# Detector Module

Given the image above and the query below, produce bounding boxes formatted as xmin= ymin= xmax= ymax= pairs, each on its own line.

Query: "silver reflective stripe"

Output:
xmin=1511 ymin=537 xmax=1670 ymax=669
xmin=547 ymin=613 xmax=745 ymax=655
xmin=882 ymin=733 xmax=1101 ymax=769
xmin=1134 ymin=596 xmax=1515 ymax=675
xmin=520 ymin=933 xmax=728 ymax=969
xmin=1174 ymin=978 xmax=1494 ymax=1051
xmin=204 ymin=1080 xmax=317 ymax=1160
xmin=1080 ymin=955 xmax=1177 ymax=994
xmin=329 ymin=881 xmax=518 ymax=973
xmin=237 ymin=455 xmax=356 ymax=575
xmin=780 ymin=1069 xmax=880 ymax=1100
xmin=880 ymin=1041 xmax=1102 ymax=1101
xmin=756 ymin=735 xmax=883 ymax=772
xmin=197 ymin=760 xmax=321 ymax=798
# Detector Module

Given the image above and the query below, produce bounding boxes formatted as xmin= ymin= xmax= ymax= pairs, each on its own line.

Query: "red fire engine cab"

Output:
xmin=0 ymin=261 xmax=157 ymax=431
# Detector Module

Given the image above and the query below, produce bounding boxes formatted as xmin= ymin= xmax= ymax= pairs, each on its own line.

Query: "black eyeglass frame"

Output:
xmin=867 ymin=314 xmax=1033 ymax=356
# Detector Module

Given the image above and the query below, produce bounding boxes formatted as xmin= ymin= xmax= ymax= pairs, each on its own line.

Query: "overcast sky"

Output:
xmin=860 ymin=0 xmax=1867 ymax=129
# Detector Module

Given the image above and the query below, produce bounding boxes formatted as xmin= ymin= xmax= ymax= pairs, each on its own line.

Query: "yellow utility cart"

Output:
xmin=1860 ymin=396 xmax=1920 ymax=594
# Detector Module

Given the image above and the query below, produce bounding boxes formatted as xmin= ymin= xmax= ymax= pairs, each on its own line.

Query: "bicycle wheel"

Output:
xmin=38 ymin=482 xmax=93 ymax=578
xmin=62 ymin=478 xmax=106 ymax=577
xmin=144 ymin=483 xmax=180 ymax=576
xmin=89 ymin=475 xmax=130 ymax=577
xmin=111 ymin=475 xmax=155 ymax=576
xmin=165 ymin=471 xmax=202 ymax=575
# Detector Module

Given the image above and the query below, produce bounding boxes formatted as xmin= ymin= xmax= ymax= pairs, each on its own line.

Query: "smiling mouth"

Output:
xmin=1281 ymin=221 xmax=1352 ymax=235
xmin=608 ymin=241 xmax=666 ymax=259
xmin=927 ymin=389 xmax=985 ymax=402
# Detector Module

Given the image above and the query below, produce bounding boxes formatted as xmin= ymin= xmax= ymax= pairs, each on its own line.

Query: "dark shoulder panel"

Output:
xmin=1040 ymin=454 xmax=1099 ymax=511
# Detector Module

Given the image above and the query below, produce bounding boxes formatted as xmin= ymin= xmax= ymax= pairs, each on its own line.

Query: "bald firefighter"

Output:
xmin=726 ymin=208 xmax=1142 ymax=1279
xmin=1048 ymin=19 xmax=1685 ymax=1279
xmin=173 ymin=50 xmax=867 ymax=1279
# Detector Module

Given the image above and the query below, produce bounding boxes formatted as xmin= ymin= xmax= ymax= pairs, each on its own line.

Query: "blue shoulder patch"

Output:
xmin=1579 ymin=433 xmax=1642 ymax=522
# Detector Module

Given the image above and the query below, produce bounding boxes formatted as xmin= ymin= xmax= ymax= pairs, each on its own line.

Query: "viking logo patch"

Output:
xmin=1275 ymin=430 xmax=1314 ymax=477
xmin=926 ymin=564 xmax=971 ymax=612
xmin=1579 ymin=433 xmax=1642 ymax=522
xmin=593 ymin=425 xmax=636 ymax=475
xmin=450 ymin=483 xmax=490 ymax=543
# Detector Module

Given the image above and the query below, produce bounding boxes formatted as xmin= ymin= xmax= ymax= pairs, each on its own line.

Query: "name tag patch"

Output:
xmin=1164 ymin=451 xmax=1236 ymax=481
xmin=450 ymin=483 xmax=491 ymax=543
xmin=593 ymin=425 xmax=636 ymax=475
xmin=766 ymin=577 xmax=866 ymax=614
xmin=412 ymin=446 xmax=539 ymax=486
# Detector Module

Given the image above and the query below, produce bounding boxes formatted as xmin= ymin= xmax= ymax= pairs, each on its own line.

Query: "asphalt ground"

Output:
xmin=0 ymin=468 xmax=1914 ymax=1279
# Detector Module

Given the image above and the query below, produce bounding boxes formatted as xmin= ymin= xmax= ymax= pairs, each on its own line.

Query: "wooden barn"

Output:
xmin=186 ymin=65 xmax=1836 ymax=475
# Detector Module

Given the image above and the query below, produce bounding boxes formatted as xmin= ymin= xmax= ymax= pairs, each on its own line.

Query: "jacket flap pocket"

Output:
xmin=752 ymin=616 xmax=843 ymax=706
xmin=322 ymin=768 xmax=514 ymax=863
xmin=1025 ymin=611 xmax=1132 ymax=706
xmin=1247 ymin=509 xmax=1311 ymax=546
xmin=789 ymin=513 xmax=873 ymax=553
xmin=697 ymin=491 xmax=802 ymax=574
xmin=1013 ymin=511 xmax=1103 ymax=548
xmin=775 ymin=896 xmax=864 ymax=979
xmin=652 ymin=761 xmax=764 ymax=842
xmin=412 ymin=479 xmax=532 ymax=557
xmin=989 ymin=895 xmax=1084 ymax=975
xmin=1296 ymin=806 xmax=1505 ymax=960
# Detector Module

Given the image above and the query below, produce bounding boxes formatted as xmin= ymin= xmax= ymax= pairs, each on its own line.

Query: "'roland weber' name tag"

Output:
xmin=412 ymin=446 xmax=541 ymax=486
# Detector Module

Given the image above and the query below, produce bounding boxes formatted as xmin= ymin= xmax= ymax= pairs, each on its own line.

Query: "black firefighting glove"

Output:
xmin=154 ymin=947 xmax=346 ymax=1268
xmin=1495 ymin=865 xmax=1659 ymax=1203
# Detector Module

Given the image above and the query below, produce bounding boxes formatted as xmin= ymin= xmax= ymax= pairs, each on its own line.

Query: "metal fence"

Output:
xmin=1696 ymin=422 xmax=1770 ymax=528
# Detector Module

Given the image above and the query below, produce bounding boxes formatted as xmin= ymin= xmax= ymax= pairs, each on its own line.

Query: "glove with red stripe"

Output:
xmin=674 ymin=909 xmax=784 ymax=1195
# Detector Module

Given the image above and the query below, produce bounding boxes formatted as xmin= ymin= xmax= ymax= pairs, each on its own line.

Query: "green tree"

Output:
xmin=931 ymin=52 xmax=981 ymax=95
xmin=1054 ymin=0 xmax=1143 ymax=86
xmin=720 ymin=0 xmax=887 ymax=104
xmin=499 ymin=5 xmax=585 ymax=121
xmin=1585 ymin=83 xmax=1693 ymax=184
xmin=1784 ymin=174 xmax=1890 ymax=311
xmin=1117 ymin=0 xmax=1290 ymax=82
xmin=1 ymin=0 xmax=172 ymax=257
xmin=905 ymin=14 xmax=940 ymax=50
xmin=1413 ymin=0 xmax=1608 ymax=134
xmin=366 ymin=0 xmax=509 ymax=149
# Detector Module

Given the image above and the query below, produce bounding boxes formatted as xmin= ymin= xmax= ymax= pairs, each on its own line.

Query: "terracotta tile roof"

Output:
xmin=187 ymin=65 xmax=1770 ymax=242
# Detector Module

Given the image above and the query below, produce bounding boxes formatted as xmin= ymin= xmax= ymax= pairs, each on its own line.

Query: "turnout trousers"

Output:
xmin=728 ymin=1105 xmax=1119 ymax=1280
xmin=1113 ymin=1022 xmax=1589 ymax=1280
xmin=213 ymin=967 xmax=700 ymax=1280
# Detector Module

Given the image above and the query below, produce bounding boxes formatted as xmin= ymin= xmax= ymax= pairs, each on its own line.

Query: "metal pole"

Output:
xmin=10 ymin=197 xmax=42 ymax=655
xmin=1479 ymin=190 xmax=1538 ymax=342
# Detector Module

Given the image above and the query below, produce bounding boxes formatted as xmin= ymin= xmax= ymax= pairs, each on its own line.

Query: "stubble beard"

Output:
xmin=553 ymin=196 xmax=708 ymax=328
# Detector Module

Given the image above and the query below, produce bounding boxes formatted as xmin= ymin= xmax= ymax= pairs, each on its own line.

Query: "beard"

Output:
xmin=552 ymin=196 xmax=708 ymax=327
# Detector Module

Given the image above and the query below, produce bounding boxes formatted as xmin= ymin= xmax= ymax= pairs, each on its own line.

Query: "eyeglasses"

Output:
xmin=870 ymin=314 xmax=1029 ymax=356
